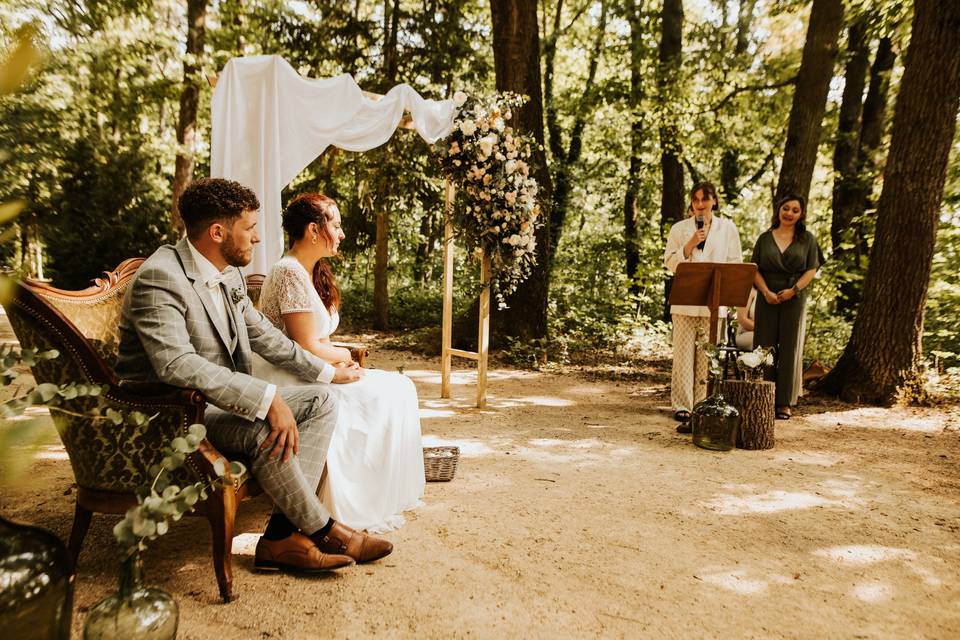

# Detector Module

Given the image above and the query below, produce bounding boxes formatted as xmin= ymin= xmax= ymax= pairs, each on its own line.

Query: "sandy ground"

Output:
xmin=2 ymin=342 xmax=960 ymax=639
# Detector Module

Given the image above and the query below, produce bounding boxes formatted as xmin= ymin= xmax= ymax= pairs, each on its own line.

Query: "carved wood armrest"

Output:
xmin=332 ymin=341 xmax=368 ymax=367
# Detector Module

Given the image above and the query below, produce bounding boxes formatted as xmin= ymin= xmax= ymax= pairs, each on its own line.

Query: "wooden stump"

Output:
xmin=722 ymin=379 xmax=775 ymax=450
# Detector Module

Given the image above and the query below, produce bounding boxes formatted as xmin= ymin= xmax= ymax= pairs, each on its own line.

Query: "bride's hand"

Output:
xmin=332 ymin=364 xmax=364 ymax=384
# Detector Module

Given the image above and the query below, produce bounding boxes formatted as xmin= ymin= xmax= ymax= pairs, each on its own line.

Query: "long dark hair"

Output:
xmin=770 ymin=193 xmax=807 ymax=238
xmin=282 ymin=193 xmax=341 ymax=312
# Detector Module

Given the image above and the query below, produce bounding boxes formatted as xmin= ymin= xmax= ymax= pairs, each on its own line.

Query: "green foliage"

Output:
xmin=113 ymin=422 xmax=247 ymax=554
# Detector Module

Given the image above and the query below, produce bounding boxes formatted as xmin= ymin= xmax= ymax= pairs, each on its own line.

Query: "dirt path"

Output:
xmin=3 ymin=345 xmax=959 ymax=639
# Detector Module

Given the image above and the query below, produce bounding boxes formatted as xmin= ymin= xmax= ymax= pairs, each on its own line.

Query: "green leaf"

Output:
xmin=156 ymin=520 xmax=168 ymax=536
xmin=0 ymin=34 xmax=42 ymax=96
xmin=188 ymin=423 xmax=206 ymax=439
xmin=213 ymin=458 xmax=226 ymax=477
xmin=170 ymin=437 xmax=189 ymax=453
xmin=35 ymin=383 xmax=58 ymax=402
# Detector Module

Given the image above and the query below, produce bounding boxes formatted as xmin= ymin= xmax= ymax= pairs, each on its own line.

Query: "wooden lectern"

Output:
xmin=668 ymin=262 xmax=757 ymax=344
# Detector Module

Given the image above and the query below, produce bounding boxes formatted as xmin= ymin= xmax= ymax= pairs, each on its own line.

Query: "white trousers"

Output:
xmin=670 ymin=314 xmax=714 ymax=412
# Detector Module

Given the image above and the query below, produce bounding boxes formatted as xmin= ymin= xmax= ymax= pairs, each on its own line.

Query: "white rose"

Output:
xmin=478 ymin=134 xmax=498 ymax=157
xmin=459 ymin=120 xmax=477 ymax=136
xmin=739 ymin=352 xmax=761 ymax=369
xmin=453 ymin=91 xmax=468 ymax=106
xmin=493 ymin=117 xmax=505 ymax=131
xmin=504 ymin=160 xmax=517 ymax=174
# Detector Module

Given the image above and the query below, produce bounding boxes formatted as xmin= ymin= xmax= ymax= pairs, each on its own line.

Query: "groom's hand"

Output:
xmin=262 ymin=395 xmax=299 ymax=462
xmin=332 ymin=364 xmax=365 ymax=384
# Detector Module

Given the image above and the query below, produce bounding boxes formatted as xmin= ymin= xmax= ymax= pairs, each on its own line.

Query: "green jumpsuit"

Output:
xmin=751 ymin=229 xmax=824 ymax=407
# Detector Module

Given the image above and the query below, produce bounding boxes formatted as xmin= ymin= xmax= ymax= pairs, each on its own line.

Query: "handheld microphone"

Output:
xmin=695 ymin=214 xmax=706 ymax=250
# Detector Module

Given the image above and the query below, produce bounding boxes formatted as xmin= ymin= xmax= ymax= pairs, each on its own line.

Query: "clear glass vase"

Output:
xmin=0 ymin=515 xmax=74 ymax=640
xmin=691 ymin=380 xmax=740 ymax=451
xmin=83 ymin=551 xmax=178 ymax=640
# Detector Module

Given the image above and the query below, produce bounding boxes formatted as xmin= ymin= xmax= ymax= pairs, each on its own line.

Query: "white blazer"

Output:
xmin=663 ymin=215 xmax=743 ymax=318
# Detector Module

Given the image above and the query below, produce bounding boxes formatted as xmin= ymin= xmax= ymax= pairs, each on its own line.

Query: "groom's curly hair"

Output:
xmin=179 ymin=178 xmax=260 ymax=240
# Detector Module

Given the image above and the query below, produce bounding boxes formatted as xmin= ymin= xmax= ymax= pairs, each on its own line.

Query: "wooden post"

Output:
xmin=722 ymin=379 xmax=775 ymax=449
xmin=441 ymin=178 xmax=455 ymax=399
xmin=477 ymin=252 xmax=491 ymax=408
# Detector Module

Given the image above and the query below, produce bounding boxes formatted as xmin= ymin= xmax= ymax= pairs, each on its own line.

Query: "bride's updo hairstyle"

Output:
xmin=282 ymin=193 xmax=342 ymax=312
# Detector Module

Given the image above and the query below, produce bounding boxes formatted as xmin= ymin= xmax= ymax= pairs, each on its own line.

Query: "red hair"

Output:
xmin=282 ymin=193 xmax=342 ymax=312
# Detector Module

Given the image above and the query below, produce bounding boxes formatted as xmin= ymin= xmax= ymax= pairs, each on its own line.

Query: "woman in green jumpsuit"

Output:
xmin=751 ymin=194 xmax=824 ymax=419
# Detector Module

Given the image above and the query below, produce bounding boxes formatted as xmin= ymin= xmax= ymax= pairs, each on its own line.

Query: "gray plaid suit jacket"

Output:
xmin=115 ymin=238 xmax=328 ymax=420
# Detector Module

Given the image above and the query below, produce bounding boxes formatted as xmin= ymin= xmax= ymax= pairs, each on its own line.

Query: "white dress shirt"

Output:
xmin=187 ymin=240 xmax=277 ymax=420
xmin=663 ymin=215 xmax=744 ymax=317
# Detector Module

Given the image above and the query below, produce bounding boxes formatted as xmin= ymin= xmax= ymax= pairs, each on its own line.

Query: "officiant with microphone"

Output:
xmin=663 ymin=181 xmax=743 ymax=431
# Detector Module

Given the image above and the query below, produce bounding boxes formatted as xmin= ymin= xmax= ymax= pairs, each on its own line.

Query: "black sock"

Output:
xmin=310 ymin=519 xmax=335 ymax=539
xmin=264 ymin=513 xmax=296 ymax=541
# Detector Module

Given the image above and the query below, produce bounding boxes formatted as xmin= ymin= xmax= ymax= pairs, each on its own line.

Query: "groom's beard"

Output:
xmin=221 ymin=233 xmax=253 ymax=268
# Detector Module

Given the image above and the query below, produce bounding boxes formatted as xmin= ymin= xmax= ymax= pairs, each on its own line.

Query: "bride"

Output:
xmin=253 ymin=192 xmax=424 ymax=533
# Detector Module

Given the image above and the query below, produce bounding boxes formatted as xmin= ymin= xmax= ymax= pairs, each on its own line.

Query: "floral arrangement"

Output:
xmin=737 ymin=346 xmax=774 ymax=380
xmin=434 ymin=91 xmax=542 ymax=306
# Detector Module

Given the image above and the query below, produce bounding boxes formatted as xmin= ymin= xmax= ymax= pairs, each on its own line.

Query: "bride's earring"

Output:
xmin=312 ymin=234 xmax=318 ymax=244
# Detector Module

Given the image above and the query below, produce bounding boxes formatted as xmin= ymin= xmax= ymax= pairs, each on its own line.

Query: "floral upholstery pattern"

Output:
xmin=4 ymin=277 xmax=251 ymax=493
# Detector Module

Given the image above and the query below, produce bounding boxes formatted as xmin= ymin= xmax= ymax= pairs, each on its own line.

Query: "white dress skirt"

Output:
xmin=252 ymin=256 xmax=424 ymax=533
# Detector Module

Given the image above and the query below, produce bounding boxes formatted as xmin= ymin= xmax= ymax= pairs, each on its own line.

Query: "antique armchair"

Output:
xmin=244 ymin=273 xmax=367 ymax=366
xmin=2 ymin=259 xmax=256 ymax=602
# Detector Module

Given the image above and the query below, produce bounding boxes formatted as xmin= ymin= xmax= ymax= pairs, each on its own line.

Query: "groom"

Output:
xmin=115 ymin=177 xmax=392 ymax=572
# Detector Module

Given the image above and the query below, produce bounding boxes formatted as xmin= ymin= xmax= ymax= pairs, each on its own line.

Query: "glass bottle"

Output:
xmin=691 ymin=376 xmax=740 ymax=451
xmin=83 ymin=551 xmax=178 ymax=640
xmin=0 ymin=515 xmax=74 ymax=640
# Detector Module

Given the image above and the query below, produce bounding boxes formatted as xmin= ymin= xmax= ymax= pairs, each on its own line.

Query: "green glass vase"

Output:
xmin=83 ymin=552 xmax=178 ymax=640
xmin=0 ymin=515 xmax=74 ymax=640
xmin=691 ymin=381 xmax=740 ymax=451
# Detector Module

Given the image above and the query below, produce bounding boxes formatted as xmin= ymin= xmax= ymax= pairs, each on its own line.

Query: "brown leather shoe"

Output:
xmin=312 ymin=521 xmax=393 ymax=563
xmin=254 ymin=532 xmax=355 ymax=573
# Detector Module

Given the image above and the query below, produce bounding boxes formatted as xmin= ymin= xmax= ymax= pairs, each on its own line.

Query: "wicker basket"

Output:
xmin=423 ymin=446 xmax=460 ymax=482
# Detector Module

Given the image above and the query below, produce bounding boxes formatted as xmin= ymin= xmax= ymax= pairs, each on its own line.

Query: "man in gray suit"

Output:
xmin=116 ymin=178 xmax=392 ymax=573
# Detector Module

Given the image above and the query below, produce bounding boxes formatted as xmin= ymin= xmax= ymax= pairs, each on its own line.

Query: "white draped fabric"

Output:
xmin=211 ymin=55 xmax=456 ymax=274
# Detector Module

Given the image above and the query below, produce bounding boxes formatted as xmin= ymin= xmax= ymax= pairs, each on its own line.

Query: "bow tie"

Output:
xmin=206 ymin=271 xmax=228 ymax=288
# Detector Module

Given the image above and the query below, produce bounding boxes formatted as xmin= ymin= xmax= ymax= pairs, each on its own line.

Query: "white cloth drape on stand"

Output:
xmin=211 ymin=55 xmax=456 ymax=274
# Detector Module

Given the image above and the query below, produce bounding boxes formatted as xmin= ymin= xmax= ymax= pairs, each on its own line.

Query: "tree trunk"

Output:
xmin=774 ymin=0 xmax=844 ymax=202
xmin=722 ymin=379 xmax=775 ymax=449
xmin=623 ymin=0 xmax=645 ymax=295
xmin=734 ymin=0 xmax=758 ymax=56
xmin=484 ymin=0 xmax=554 ymax=343
xmin=371 ymin=0 xmax=400 ymax=330
xmin=837 ymin=36 xmax=897 ymax=317
xmin=170 ymin=0 xmax=208 ymax=237
xmin=830 ymin=21 xmax=870 ymax=316
xmin=544 ymin=0 xmax=608 ymax=262
xmin=658 ymin=0 xmax=684 ymax=235
xmin=373 ymin=209 xmax=389 ymax=329
xmin=818 ymin=0 xmax=960 ymax=405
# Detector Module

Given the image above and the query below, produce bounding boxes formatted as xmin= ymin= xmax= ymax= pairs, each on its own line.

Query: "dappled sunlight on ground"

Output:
xmin=405 ymin=368 xmax=537 ymax=386
xmin=804 ymin=407 xmax=948 ymax=432
xmin=772 ymin=450 xmax=844 ymax=466
xmin=700 ymin=478 xmax=866 ymax=515
xmin=421 ymin=434 xmax=499 ymax=457
xmin=33 ymin=444 xmax=69 ymax=461
xmin=813 ymin=544 xmax=943 ymax=587
xmin=697 ymin=568 xmax=795 ymax=595
xmin=231 ymin=533 xmax=260 ymax=557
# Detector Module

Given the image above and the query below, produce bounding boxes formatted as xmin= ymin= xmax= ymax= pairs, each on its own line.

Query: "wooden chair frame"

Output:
xmin=7 ymin=259 xmax=256 ymax=603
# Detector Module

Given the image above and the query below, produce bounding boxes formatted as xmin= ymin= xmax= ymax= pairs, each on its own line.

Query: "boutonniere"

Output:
xmin=230 ymin=287 xmax=245 ymax=305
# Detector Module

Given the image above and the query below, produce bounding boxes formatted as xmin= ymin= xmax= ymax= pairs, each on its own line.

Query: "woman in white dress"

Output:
xmin=253 ymin=193 xmax=424 ymax=533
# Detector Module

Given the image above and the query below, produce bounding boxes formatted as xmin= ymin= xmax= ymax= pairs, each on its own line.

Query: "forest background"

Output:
xmin=0 ymin=0 xmax=957 ymax=400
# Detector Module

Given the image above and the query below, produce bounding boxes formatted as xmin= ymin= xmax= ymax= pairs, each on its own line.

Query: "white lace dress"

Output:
xmin=252 ymin=256 xmax=424 ymax=533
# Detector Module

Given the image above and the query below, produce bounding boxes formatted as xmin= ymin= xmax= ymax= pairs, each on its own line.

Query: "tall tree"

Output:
xmin=830 ymin=20 xmax=870 ymax=315
xmin=487 ymin=0 xmax=554 ymax=341
xmin=819 ymin=0 xmax=960 ymax=404
xmin=774 ymin=0 xmax=844 ymax=201
xmin=734 ymin=0 xmax=758 ymax=56
xmin=171 ymin=0 xmax=208 ymax=236
xmin=836 ymin=35 xmax=897 ymax=317
xmin=657 ymin=0 xmax=684 ymax=234
xmin=623 ymin=0 xmax=646 ymax=295
xmin=543 ymin=0 xmax=609 ymax=263
xmin=372 ymin=0 xmax=401 ymax=329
